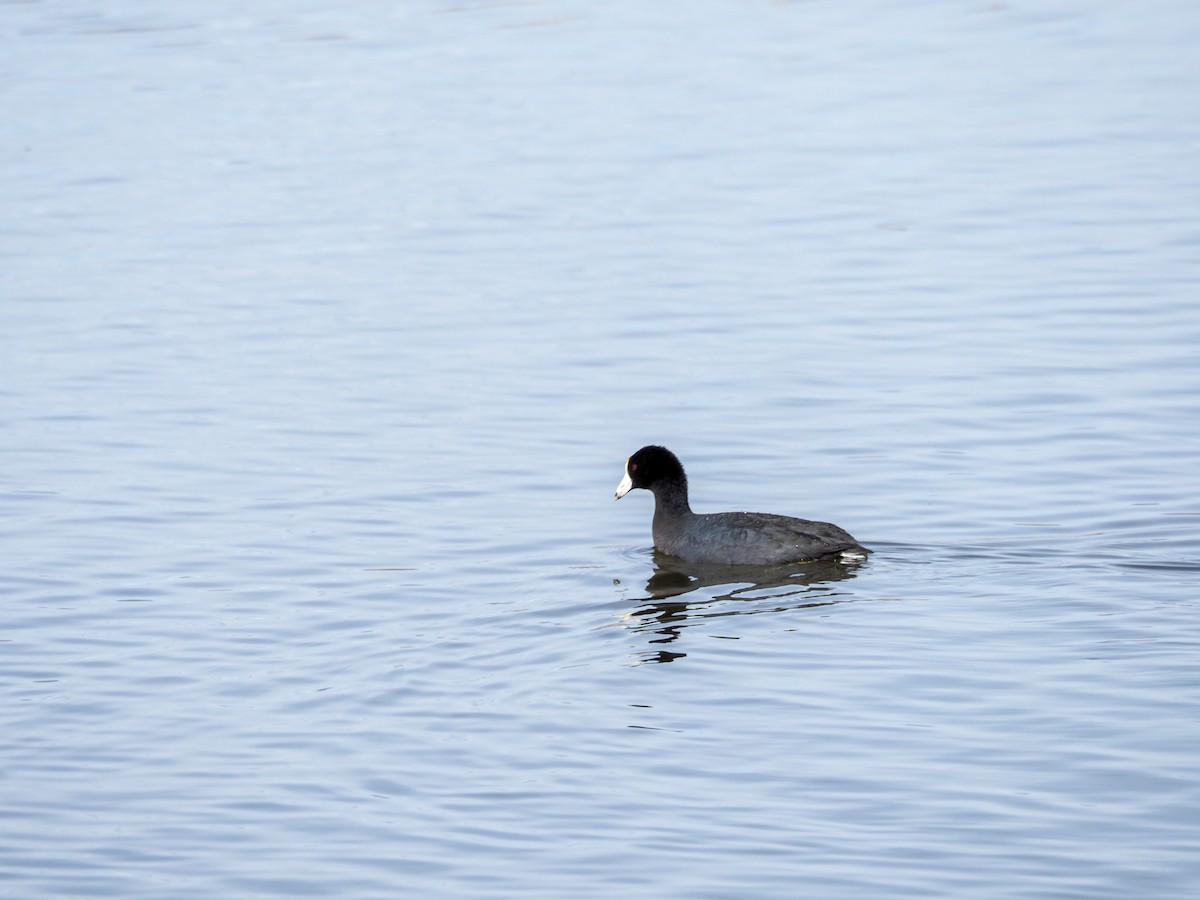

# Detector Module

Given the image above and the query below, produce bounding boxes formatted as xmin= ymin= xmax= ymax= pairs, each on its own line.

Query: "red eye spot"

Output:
xmin=631 ymin=463 xmax=637 ymax=472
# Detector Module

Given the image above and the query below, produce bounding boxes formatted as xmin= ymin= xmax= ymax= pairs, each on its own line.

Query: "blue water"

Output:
xmin=3 ymin=1 xmax=1199 ymax=897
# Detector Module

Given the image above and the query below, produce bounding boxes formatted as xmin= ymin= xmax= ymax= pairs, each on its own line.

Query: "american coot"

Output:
xmin=615 ymin=445 xmax=868 ymax=566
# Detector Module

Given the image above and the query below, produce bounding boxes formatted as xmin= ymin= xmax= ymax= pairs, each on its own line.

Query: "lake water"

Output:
xmin=3 ymin=0 xmax=1199 ymax=896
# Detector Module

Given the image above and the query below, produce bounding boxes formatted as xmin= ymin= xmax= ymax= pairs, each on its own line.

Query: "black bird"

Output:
xmin=616 ymin=445 xmax=867 ymax=566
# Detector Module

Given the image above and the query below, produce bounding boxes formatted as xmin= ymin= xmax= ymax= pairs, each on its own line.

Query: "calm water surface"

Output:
xmin=3 ymin=1 xmax=1199 ymax=897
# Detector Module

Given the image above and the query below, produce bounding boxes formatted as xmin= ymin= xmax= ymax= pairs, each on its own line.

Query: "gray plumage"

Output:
xmin=616 ymin=445 xmax=867 ymax=566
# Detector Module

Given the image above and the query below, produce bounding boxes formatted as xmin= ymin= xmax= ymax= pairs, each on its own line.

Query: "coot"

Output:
xmin=615 ymin=445 xmax=867 ymax=565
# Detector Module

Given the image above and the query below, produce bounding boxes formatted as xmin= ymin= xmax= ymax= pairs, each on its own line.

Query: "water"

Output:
xmin=3 ymin=1 xmax=1199 ymax=896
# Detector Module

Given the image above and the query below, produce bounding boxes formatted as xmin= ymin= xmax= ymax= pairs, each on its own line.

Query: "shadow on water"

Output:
xmin=612 ymin=535 xmax=1199 ymax=665
xmin=620 ymin=552 xmax=867 ymax=665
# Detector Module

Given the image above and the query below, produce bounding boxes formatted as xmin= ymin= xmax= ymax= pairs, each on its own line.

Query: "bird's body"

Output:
xmin=616 ymin=445 xmax=867 ymax=566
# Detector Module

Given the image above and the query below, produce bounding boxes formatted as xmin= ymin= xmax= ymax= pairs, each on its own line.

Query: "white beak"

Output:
xmin=614 ymin=469 xmax=633 ymax=500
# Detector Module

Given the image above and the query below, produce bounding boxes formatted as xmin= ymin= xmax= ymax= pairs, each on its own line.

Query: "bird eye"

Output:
xmin=631 ymin=463 xmax=637 ymax=472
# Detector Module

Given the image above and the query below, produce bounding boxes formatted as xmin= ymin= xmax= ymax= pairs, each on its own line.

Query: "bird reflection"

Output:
xmin=622 ymin=552 xmax=865 ymax=665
